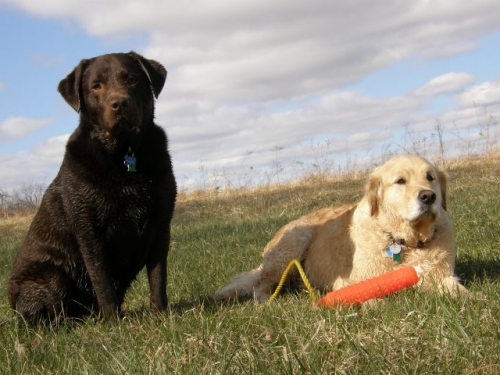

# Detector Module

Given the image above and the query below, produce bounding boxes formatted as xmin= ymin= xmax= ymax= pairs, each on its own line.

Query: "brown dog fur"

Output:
xmin=214 ymin=155 xmax=466 ymax=302
xmin=8 ymin=52 xmax=176 ymax=324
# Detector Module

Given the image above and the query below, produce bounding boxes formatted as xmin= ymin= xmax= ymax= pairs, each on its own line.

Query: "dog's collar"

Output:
xmin=388 ymin=236 xmax=432 ymax=250
xmin=385 ymin=229 xmax=437 ymax=262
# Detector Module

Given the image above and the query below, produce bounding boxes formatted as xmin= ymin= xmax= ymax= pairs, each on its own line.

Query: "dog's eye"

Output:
xmin=127 ymin=77 xmax=137 ymax=86
xmin=426 ymin=173 xmax=435 ymax=182
xmin=395 ymin=178 xmax=406 ymax=185
xmin=92 ymin=83 xmax=102 ymax=91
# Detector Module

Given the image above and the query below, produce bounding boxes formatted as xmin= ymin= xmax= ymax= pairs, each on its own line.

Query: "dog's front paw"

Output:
xmin=441 ymin=276 xmax=467 ymax=297
xmin=99 ymin=304 xmax=121 ymax=322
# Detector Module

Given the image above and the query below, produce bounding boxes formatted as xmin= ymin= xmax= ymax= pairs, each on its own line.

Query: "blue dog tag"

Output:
xmin=124 ymin=152 xmax=137 ymax=172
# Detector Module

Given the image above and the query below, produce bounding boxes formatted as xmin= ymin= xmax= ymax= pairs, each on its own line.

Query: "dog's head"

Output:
xmin=58 ymin=51 xmax=167 ymax=141
xmin=365 ymin=155 xmax=447 ymax=224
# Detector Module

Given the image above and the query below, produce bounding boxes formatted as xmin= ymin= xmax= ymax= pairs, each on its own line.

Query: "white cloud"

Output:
xmin=7 ymin=1 xmax=500 ymax=108
xmin=33 ymin=134 xmax=69 ymax=163
xmin=0 ymin=135 xmax=69 ymax=189
xmin=456 ymin=81 xmax=500 ymax=107
xmin=412 ymin=73 xmax=476 ymax=97
xmin=163 ymin=88 xmax=426 ymax=188
xmin=0 ymin=134 xmax=68 ymax=190
xmin=421 ymin=41 xmax=478 ymax=60
xmin=0 ymin=117 xmax=51 ymax=142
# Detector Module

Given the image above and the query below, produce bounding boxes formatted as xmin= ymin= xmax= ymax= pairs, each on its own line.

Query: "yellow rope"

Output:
xmin=267 ymin=259 xmax=319 ymax=304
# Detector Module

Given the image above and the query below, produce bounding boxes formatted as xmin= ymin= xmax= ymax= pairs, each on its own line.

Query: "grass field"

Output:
xmin=1 ymin=155 xmax=499 ymax=374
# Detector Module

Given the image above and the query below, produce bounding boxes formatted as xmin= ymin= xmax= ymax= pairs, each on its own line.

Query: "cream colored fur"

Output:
xmin=214 ymin=155 xmax=466 ymax=302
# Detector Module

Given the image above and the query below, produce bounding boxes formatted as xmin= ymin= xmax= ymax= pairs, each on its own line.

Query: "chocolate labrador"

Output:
xmin=8 ymin=51 xmax=177 ymax=323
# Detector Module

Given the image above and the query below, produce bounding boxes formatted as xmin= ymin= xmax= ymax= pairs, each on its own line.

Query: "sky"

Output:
xmin=1 ymin=1 xmax=500 ymax=193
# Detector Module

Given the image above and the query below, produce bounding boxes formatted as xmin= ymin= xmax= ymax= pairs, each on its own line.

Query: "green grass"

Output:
xmin=1 ymin=156 xmax=500 ymax=374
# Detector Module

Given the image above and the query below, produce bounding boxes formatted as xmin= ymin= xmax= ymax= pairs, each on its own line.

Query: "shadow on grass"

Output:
xmin=124 ymin=294 xmax=230 ymax=318
xmin=2 ymin=295 xmax=224 ymax=331
xmin=169 ymin=295 xmax=222 ymax=314
xmin=456 ymin=257 xmax=500 ymax=286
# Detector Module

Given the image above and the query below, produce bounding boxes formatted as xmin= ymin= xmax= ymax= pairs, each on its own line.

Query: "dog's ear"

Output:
xmin=58 ymin=59 xmax=88 ymax=113
xmin=365 ymin=175 xmax=381 ymax=216
xmin=129 ymin=51 xmax=167 ymax=98
xmin=438 ymin=170 xmax=448 ymax=211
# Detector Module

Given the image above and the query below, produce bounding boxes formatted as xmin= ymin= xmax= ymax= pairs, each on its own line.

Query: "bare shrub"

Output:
xmin=0 ymin=183 xmax=46 ymax=217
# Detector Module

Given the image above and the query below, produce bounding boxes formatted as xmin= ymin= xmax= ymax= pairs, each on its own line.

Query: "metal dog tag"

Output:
xmin=387 ymin=243 xmax=402 ymax=262
xmin=124 ymin=152 xmax=137 ymax=172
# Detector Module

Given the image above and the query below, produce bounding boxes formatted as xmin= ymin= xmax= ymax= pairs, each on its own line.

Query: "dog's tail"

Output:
xmin=213 ymin=265 xmax=264 ymax=301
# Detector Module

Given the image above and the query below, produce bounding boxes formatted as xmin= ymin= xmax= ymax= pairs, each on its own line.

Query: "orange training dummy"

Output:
xmin=317 ymin=266 xmax=419 ymax=308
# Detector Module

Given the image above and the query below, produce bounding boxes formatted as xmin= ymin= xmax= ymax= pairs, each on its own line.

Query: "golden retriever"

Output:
xmin=214 ymin=154 xmax=466 ymax=302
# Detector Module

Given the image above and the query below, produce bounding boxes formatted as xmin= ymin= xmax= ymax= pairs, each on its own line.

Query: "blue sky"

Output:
xmin=1 ymin=1 xmax=500 ymax=191
xmin=349 ymin=34 xmax=500 ymax=99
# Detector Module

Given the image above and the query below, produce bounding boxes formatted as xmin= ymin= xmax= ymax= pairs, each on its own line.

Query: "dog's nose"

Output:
xmin=418 ymin=190 xmax=436 ymax=205
xmin=108 ymin=96 xmax=130 ymax=112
